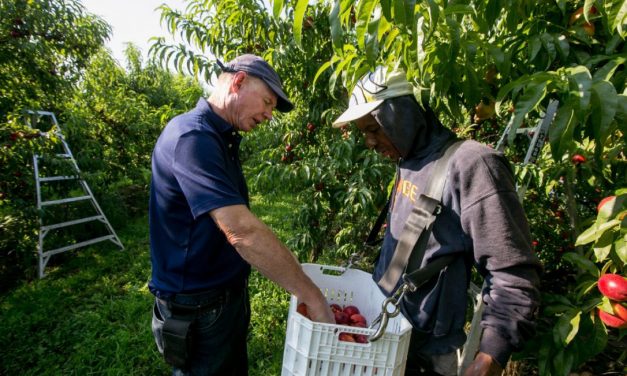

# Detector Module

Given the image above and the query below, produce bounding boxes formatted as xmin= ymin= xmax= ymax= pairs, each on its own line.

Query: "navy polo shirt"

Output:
xmin=148 ymin=98 xmax=251 ymax=297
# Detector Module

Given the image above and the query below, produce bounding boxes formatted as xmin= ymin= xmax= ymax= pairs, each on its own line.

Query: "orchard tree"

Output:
xmin=0 ymin=0 xmax=110 ymax=118
xmin=0 ymin=0 xmax=109 ymax=287
xmin=63 ymin=46 xmax=204 ymax=225
xmin=0 ymin=40 xmax=203 ymax=288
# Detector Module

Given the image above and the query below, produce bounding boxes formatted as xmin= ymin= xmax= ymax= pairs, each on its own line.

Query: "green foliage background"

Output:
xmin=0 ymin=0 xmax=626 ymax=375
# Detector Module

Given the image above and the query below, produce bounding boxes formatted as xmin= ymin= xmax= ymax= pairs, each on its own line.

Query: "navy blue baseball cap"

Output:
xmin=217 ymin=54 xmax=294 ymax=113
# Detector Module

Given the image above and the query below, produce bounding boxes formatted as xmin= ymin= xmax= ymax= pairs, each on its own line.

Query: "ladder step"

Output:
xmin=40 ymin=176 xmax=79 ymax=182
xmin=42 ymin=235 xmax=116 ymax=257
xmin=41 ymin=195 xmax=91 ymax=206
xmin=55 ymin=153 xmax=72 ymax=159
xmin=515 ymin=126 xmax=538 ymax=134
xmin=41 ymin=215 xmax=104 ymax=231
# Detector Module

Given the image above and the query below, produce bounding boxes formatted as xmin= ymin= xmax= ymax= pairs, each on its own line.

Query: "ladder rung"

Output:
xmin=42 ymin=215 xmax=104 ymax=231
xmin=40 ymin=176 xmax=79 ymax=182
xmin=42 ymin=235 xmax=116 ymax=257
xmin=515 ymin=127 xmax=537 ymax=134
xmin=55 ymin=153 xmax=72 ymax=159
xmin=41 ymin=195 xmax=91 ymax=206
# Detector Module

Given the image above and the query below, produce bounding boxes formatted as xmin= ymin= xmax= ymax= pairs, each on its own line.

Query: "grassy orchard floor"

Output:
xmin=0 ymin=193 xmax=299 ymax=375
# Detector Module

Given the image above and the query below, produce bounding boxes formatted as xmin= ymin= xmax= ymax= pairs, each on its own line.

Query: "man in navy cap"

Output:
xmin=149 ymin=54 xmax=334 ymax=375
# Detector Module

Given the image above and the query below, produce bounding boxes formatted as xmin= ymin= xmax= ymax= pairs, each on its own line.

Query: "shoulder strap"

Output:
xmin=365 ymin=196 xmax=390 ymax=247
xmin=377 ymin=139 xmax=464 ymax=293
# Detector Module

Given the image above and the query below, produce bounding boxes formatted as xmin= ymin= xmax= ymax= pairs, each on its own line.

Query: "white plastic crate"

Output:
xmin=281 ymin=264 xmax=412 ymax=376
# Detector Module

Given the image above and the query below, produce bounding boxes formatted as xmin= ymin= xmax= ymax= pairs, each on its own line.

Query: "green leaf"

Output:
xmin=592 ymin=57 xmax=625 ymax=82
xmin=329 ymin=53 xmax=356 ymax=94
xmin=329 ymin=1 xmax=343 ymax=51
xmin=425 ymin=0 xmax=440 ymax=45
xmin=545 ymin=304 xmax=575 ymax=316
xmin=551 ymin=347 xmax=575 ymax=376
xmin=508 ymin=82 xmax=547 ymax=143
xmin=313 ymin=57 xmax=339 ymax=87
xmin=381 ymin=0 xmax=392 ymax=20
xmin=574 ymin=279 xmax=599 ymax=299
xmin=553 ymin=34 xmax=570 ymax=61
xmin=615 ymin=235 xmax=627 ymax=265
xmin=549 ymin=102 xmax=575 ymax=161
xmin=443 ymin=4 xmax=473 ymax=15
xmin=540 ymin=33 xmax=556 ymax=68
xmin=403 ymin=0 xmax=416 ymax=29
xmin=495 ymin=75 xmax=528 ymax=108
xmin=566 ymin=311 xmax=581 ymax=345
xmin=292 ymin=0 xmax=309 ymax=48
xmin=364 ymin=13 xmax=380 ymax=64
xmin=272 ymin=0 xmax=284 ymax=19
xmin=562 ymin=252 xmax=599 ymax=277
xmin=393 ymin=0 xmax=406 ymax=26
xmin=574 ymin=313 xmax=609 ymax=367
xmin=529 ymin=36 xmax=542 ymax=61
xmin=538 ymin=338 xmax=551 ymax=375
xmin=487 ymin=45 xmax=505 ymax=72
xmin=577 ymin=219 xmax=621 ymax=246
xmin=590 ymin=80 xmax=618 ymax=145
xmin=593 ymin=230 xmax=614 ymax=263
xmin=566 ymin=66 xmax=593 ymax=112
xmin=614 ymin=94 xmax=627 ymax=127
xmin=355 ymin=0 xmax=378 ymax=50
xmin=610 ymin=0 xmax=627 ymax=34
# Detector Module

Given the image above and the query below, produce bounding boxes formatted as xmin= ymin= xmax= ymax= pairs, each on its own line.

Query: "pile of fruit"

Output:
xmin=296 ymin=302 xmax=370 ymax=343
xmin=597 ymin=273 xmax=627 ymax=329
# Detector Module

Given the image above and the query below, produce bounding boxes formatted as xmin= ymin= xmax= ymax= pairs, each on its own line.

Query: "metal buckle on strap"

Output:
xmin=369 ymin=281 xmax=414 ymax=342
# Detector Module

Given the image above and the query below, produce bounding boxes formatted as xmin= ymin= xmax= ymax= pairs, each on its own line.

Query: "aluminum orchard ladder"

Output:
xmin=25 ymin=110 xmax=124 ymax=278
xmin=457 ymin=100 xmax=559 ymax=375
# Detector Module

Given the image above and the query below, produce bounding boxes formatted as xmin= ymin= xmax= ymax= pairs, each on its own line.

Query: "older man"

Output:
xmin=333 ymin=66 xmax=541 ymax=376
xmin=149 ymin=54 xmax=333 ymax=376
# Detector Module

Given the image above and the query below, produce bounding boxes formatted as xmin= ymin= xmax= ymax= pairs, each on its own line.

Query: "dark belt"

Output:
xmin=158 ymin=281 xmax=246 ymax=315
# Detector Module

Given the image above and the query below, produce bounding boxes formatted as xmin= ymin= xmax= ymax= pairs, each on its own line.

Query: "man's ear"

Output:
xmin=230 ymin=71 xmax=247 ymax=93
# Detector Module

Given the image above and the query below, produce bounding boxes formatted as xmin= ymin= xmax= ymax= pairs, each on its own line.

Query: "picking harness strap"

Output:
xmin=377 ymin=139 xmax=465 ymax=294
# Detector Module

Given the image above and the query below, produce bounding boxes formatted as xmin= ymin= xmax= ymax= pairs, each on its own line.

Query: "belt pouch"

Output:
xmin=162 ymin=313 xmax=194 ymax=370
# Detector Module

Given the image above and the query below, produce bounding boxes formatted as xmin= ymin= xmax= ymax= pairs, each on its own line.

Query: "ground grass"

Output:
xmin=0 ymin=193 xmax=299 ymax=375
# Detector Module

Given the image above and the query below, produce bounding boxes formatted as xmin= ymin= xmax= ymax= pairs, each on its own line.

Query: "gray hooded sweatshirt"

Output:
xmin=370 ymin=95 xmax=541 ymax=366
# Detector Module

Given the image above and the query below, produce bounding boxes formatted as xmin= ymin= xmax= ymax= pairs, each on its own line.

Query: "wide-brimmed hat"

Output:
xmin=332 ymin=66 xmax=414 ymax=127
xmin=217 ymin=54 xmax=294 ymax=112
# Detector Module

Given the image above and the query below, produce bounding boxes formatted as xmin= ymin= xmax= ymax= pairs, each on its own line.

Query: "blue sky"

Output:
xmin=81 ymin=0 xmax=188 ymax=66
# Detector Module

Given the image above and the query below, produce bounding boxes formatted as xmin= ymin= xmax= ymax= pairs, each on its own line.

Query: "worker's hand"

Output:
xmin=304 ymin=297 xmax=335 ymax=324
xmin=463 ymin=352 xmax=503 ymax=376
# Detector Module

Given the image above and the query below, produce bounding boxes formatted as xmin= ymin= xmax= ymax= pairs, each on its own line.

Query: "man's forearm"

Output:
xmin=210 ymin=204 xmax=333 ymax=322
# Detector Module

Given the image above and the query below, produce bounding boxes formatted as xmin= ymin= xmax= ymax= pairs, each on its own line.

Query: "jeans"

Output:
xmin=405 ymin=329 xmax=459 ymax=376
xmin=151 ymin=284 xmax=250 ymax=376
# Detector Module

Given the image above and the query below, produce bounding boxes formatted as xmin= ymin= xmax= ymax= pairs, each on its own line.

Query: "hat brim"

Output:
xmin=264 ymin=80 xmax=294 ymax=113
xmin=332 ymin=100 xmax=384 ymax=127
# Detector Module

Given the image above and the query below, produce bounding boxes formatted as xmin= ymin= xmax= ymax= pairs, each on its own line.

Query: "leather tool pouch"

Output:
xmin=162 ymin=313 xmax=194 ymax=370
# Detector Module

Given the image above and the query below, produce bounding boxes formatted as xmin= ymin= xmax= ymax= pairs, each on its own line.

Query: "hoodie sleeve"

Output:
xmin=453 ymin=143 xmax=541 ymax=366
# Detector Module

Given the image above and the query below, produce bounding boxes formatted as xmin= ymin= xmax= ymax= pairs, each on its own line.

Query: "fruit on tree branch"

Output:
xmin=598 ymin=274 xmax=627 ymax=301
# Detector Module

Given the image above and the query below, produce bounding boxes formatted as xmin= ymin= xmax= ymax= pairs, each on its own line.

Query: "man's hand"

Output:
xmin=463 ymin=352 xmax=503 ymax=376
xmin=302 ymin=298 xmax=335 ymax=324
